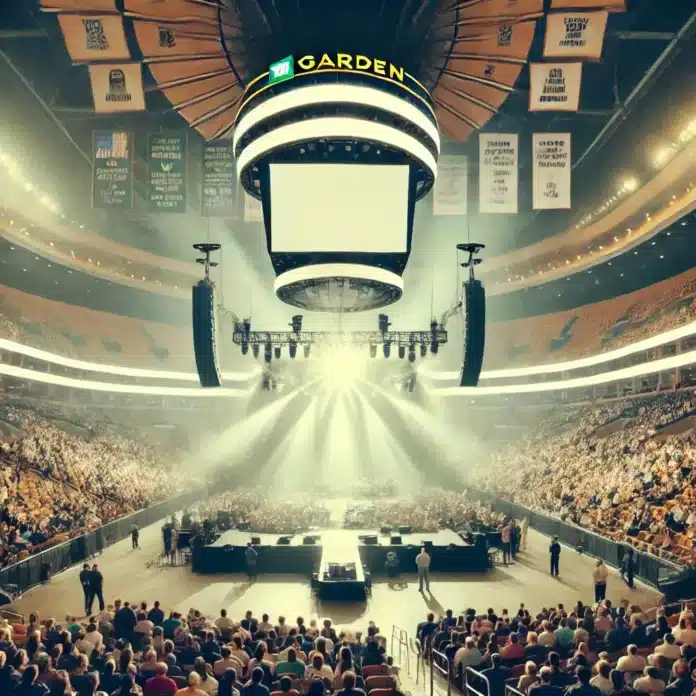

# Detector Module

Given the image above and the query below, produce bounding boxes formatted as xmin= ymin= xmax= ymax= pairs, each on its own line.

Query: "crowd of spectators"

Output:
xmin=476 ymin=391 xmax=696 ymax=565
xmin=0 ymin=403 xmax=183 ymax=569
xmin=0 ymin=602 xmax=403 ymax=696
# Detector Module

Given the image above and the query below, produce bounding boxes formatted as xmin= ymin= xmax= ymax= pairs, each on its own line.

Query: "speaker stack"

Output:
xmin=460 ymin=278 xmax=485 ymax=387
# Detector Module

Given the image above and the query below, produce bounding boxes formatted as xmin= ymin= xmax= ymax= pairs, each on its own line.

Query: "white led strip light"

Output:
xmin=233 ymin=84 xmax=441 ymax=156
xmin=236 ymin=117 xmax=438 ymax=182
xmin=274 ymin=264 xmax=404 ymax=294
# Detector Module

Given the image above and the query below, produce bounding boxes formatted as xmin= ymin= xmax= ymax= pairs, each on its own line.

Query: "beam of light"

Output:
xmin=313 ymin=345 xmax=369 ymax=392
xmin=419 ymin=320 xmax=696 ymax=381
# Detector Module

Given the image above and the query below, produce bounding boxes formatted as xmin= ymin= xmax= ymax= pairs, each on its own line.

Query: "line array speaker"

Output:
xmin=192 ymin=280 xmax=222 ymax=388
xmin=460 ymin=278 xmax=486 ymax=387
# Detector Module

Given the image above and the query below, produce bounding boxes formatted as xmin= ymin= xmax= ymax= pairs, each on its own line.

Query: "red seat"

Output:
xmin=365 ymin=675 xmax=393 ymax=692
xmin=362 ymin=665 xmax=389 ymax=679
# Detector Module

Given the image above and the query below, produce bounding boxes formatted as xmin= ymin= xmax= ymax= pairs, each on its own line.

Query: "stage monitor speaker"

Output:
xmin=250 ymin=536 xmax=261 ymax=546
xmin=398 ymin=526 xmax=411 ymax=535
xmin=390 ymin=535 xmax=402 ymax=545
xmin=277 ymin=536 xmax=292 ymax=545
xmin=422 ymin=540 xmax=434 ymax=552
xmin=217 ymin=511 xmax=231 ymax=528
xmin=361 ymin=535 xmax=378 ymax=545
xmin=303 ymin=536 xmax=317 ymax=545
xmin=380 ymin=527 xmax=392 ymax=535
xmin=460 ymin=278 xmax=486 ymax=387
xmin=192 ymin=281 xmax=222 ymax=388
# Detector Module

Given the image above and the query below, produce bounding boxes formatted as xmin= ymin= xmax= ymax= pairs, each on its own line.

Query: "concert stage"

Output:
xmin=193 ymin=527 xmax=490 ymax=597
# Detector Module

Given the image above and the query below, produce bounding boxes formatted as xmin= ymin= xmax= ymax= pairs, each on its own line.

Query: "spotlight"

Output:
xmin=241 ymin=342 xmax=249 ymax=355
xmin=378 ymin=313 xmax=391 ymax=333
xmin=274 ymin=346 xmax=281 ymax=360
xmin=264 ymin=342 xmax=272 ymax=363
xmin=420 ymin=343 xmax=427 ymax=359
xmin=408 ymin=344 xmax=416 ymax=363
xmin=369 ymin=344 xmax=377 ymax=358
xmin=304 ymin=344 xmax=311 ymax=359
xmin=252 ymin=344 xmax=260 ymax=359
xmin=289 ymin=342 xmax=297 ymax=359
xmin=398 ymin=345 xmax=406 ymax=360
xmin=290 ymin=314 xmax=303 ymax=333
xmin=430 ymin=342 xmax=439 ymax=355
xmin=242 ymin=318 xmax=251 ymax=337
xmin=430 ymin=319 xmax=439 ymax=355
xmin=383 ymin=343 xmax=391 ymax=358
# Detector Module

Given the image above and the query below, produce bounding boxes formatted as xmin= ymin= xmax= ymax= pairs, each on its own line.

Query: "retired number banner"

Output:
xmin=88 ymin=63 xmax=145 ymax=113
xmin=57 ymin=14 xmax=130 ymax=62
xmin=202 ymin=141 xmax=236 ymax=218
xmin=533 ymin=134 xmax=571 ymax=210
xmin=433 ymin=155 xmax=468 ymax=216
xmin=91 ymin=131 xmax=133 ymax=210
xmin=543 ymin=11 xmax=608 ymax=60
xmin=148 ymin=133 xmax=187 ymax=213
xmin=479 ymin=134 xmax=518 ymax=214
xmin=529 ymin=63 xmax=582 ymax=111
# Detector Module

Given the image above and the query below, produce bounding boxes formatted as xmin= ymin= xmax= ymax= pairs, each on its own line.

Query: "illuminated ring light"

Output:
xmin=274 ymin=264 xmax=403 ymax=313
xmin=236 ymin=117 xmax=438 ymax=201
xmin=232 ymin=84 xmax=441 ymax=158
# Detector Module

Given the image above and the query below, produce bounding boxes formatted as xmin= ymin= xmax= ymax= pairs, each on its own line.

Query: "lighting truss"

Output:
xmin=232 ymin=330 xmax=448 ymax=348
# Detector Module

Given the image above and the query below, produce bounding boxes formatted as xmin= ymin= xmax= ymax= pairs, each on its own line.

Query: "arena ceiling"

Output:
xmin=1 ymin=1 xmax=696 ymax=329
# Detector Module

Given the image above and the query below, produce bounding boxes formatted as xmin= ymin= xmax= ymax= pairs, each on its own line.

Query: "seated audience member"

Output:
xmin=546 ymin=652 xmax=575 ymax=688
xmin=218 ymin=669 xmax=239 ymax=696
xmin=192 ymin=657 xmax=218 ymax=695
xmin=617 ymin=646 xmax=647 ymax=675
xmin=567 ymin=667 xmax=602 ymax=696
xmin=335 ymin=670 xmax=366 ymax=696
xmin=276 ymin=648 xmax=305 ymax=678
xmin=633 ymin=667 xmax=666 ymax=694
xmin=241 ymin=668 xmax=270 ymax=696
xmin=652 ymin=634 xmax=680 ymax=662
xmin=176 ymin=672 xmax=207 ymax=696
xmin=144 ymin=662 xmax=178 ymax=696
xmin=663 ymin=660 xmax=693 ymax=696
xmin=529 ymin=667 xmax=565 ymax=696
xmin=454 ymin=637 xmax=483 ymax=671
xmin=518 ymin=662 xmax=539 ymax=694
xmin=500 ymin=633 xmax=524 ymax=661
xmin=305 ymin=654 xmax=333 ymax=681
xmin=538 ymin=623 xmax=557 ymax=649
xmin=480 ymin=653 xmax=513 ymax=696
xmin=591 ymin=662 xmax=614 ymax=695
xmin=525 ymin=633 xmax=549 ymax=663
xmin=270 ymin=676 xmax=299 ymax=696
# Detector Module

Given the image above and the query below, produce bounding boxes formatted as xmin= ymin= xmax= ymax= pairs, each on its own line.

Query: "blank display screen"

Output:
xmin=270 ymin=163 xmax=409 ymax=253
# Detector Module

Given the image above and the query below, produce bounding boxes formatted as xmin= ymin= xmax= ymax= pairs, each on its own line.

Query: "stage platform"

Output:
xmin=194 ymin=527 xmax=490 ymax=583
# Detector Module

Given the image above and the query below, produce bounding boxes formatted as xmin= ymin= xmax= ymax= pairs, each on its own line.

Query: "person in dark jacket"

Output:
xmin=549 ymin=538 xmax=561 ymax=577
xmin=529 ymin=667 xmax=565 ymax=696
xmin=565 ymin=666 xmax=601 ymax=696
xmin=79 ymin=563 xmax=92 ymax=616
xmin=114 ymin=601 xmax=137 ymax=642
xmin=480 ymin=654 xmax=512 ymax=696
xmin=245 ymin=543 xmax=259 ymax=581
xmin=88 ymin=564 xmax=104 ymax=613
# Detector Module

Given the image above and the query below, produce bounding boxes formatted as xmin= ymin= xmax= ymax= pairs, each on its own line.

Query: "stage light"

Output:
xmin=264 ymin=342 xmax=272 ymax=363
xmin=290 ymin=314 xmax=303 ymax=333
xmin=383 ymin=343 xmax=391 ymax=358
xmin=378 ymin=314 xmax=391 ymax=333
xmin=420 ymin=343 xmax=427 ymax=358
xmin=304 ymin=344 xmax=311 ymax=359
xmin=369 ymin=344 xmax=377 ymax=358
xmin=252 ymin=344 xmax=260 ymax=359
xmin=621 ymin=177 xmax=638 ymax=193
xmin=289 ymin=342 xmax=297 ymax=359
xmin=430 ymin=342 xmax=439 ymax=355
xmin=398 ymin=345 xmax=406 ymax=360
xmin=274 ymin=346 xmax=281 ymax=360
xmin=241 ymin=342 xmax=249 ymax=355
xmin=408 ymin=344 xmax=416 ymax=363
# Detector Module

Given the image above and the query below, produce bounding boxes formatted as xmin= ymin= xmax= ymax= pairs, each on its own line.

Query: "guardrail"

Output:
xmin=431 ymin=648 xmax=451 ymax=696
xmin=465 ymin=666 xmax=489 ymax=696
xmin=391 ymin=624 xmax=410 ymax=675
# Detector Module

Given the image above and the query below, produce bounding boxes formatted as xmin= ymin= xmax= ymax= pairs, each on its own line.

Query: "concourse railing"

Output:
xmin=464 ymin=666 xmax=489 ymax=696
xmin=391 ymin=624 xmax=410 ymax=675
xmin=431 ymin=648 xmax=452 ymax=696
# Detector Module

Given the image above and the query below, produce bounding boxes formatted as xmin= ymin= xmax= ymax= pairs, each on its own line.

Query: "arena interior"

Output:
xmin=1 ymin=2 xmax=696 ymax=696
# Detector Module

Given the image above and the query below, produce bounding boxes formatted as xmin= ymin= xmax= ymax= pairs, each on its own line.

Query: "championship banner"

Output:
xmin=532 ymin=133 xmax=571 ymax=210
xmin=543 ymin=11 xmax=608 ymax=60
xmin=529 ymin=62 xmax=582 ymax=112
xmin=88 ymin=63 xmax=146 ymax=113
xmin=57 ymin=14 xmax=130 ymax=63
xmin=479 ymin=134 xmax=518 ymax=214
xmin=147 ymin=133 xmax=188 ymax=213
xmin=202 ymin=141 xmax=236 ymax=218
xmin=91 ymin=131 xmax=133 ymax=210
xmin=550 ymin=0 xmax=625 ymax=11
xmin=40 ymin=0 xmax=117 ymax=11
xmin=244 ymin=192 xmax=263 ymax=223
xmin=432 ymin=155 xmax=468 ymax=216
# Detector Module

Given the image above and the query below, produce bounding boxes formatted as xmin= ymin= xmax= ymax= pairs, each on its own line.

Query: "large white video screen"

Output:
xmin=270 ymin=163 xmax=409 ymax=253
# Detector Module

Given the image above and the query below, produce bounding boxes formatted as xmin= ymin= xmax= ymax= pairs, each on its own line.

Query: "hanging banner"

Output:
xmin=543 ymin=11 xmax=608 ymax=59
xmin=244 ymin=192 xmax=263 ymax=223
xmin=550 ymin=0 xmax=625 ymax=10
xmin=40 ymin=0 xmax=117 ymax=10
xmin=529 ymin=62 xmax=582 ymax=112
xmin=57 ymin=14 xmax=130 ymax=63
xmin=533 ymin=133 xmax=572 ymax=210
xmin=432 ymin=155 xmax=468 ymax=216
xmin=479 ymin=134 xmax=518 ymax=214
xmin=88 ymin=63 xmax=146 ymax=113
xmin=91 ymin=131 xmax=133 ymax=210
xmin=202 ymin=141 xmax=236 ymax=218
xmin=147 ymin=133 xmax=188 ymax=213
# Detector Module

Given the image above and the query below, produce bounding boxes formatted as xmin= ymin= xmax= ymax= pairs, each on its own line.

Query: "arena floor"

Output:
xmin=13 ymin=514 xmax=660 ymax=635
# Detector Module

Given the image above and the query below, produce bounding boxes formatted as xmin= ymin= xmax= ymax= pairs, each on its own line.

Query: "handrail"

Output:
xmin=465 ymin=666 xmax=490 ymax=696
xmin=506 ymin=684 xmax=527 ymax=696
xmin=431 ymin=648 xmax=451 ymax=696
xmin=410 ymin=637 xmax=425 ymax=685
xmin=391 ymin=624 xmax=410 ymax=675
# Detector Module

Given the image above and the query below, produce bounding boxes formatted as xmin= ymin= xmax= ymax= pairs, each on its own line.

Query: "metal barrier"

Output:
xmin=465 ymin=667 xmax=489 ymax=696
xmin=505 ymin=684 xmax=526 ymax=696
xmin=410 ymin=637 xmax=426 ymax=685
xmin=431 ymin=648 xmax=451 ymax=696
xmin=391 ymin=624 xmax=410 ymax=675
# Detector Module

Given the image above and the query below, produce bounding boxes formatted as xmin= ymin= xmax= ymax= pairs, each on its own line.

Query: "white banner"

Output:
xmin=543 ymin=11 xmax=608 ymax=60
xmin=244 ymin=192 xmax=263 ymax=223
xmin=479 ymin=134 xmax=518 ymax=214
xmin=88 ymin=63 xmax=145 ymax=113
xmin=433 ymin=155 xmax=468 ymax=216
xmin=533 ymin=133 xmax=571 ymax=210
xmin=529 ymin=62 xmax=582 ymax=111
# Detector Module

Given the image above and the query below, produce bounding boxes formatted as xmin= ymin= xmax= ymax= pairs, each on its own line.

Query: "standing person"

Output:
xmin=593 ymin=559 xmax=609 ymax=603
xmin=131 ymin=525 xmax=140 ymax=550
xmin=620 ymin=548 xmax=635 ymax=589
xmin=245 ymin=542 xmax=259 ymax=581
xmin=511 ymin=521 xmax=520 ymax=560
xmin=501 ymin=522 xmax=512 ymax=565
xmin=90 ymin=564 xmax=105 ymax=613
xmin=521 ymin=517 xmax=529 ymax=551
xmin=549 ymin=537 xmax=561 ymax=577
xmin=170 ymin=526 xmax=179 ymax=562
xmin=162 ymin=523 xmax=172 ymax=559
xmin=415 ymin=546 xmax=431 ymax=593
xmin=79 ymin=563 xmax=93 ymax=616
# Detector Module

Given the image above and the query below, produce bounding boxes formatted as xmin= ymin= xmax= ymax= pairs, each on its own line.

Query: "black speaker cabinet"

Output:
xmin=460 ymin=278 xmax=486 ymax=387
xmin=398 ymin=526 xmax=411 ymax=535
xmin=390 ymin=536 xmax=402 ymax=545
xmin=277 ymin=536 xmax=292 ymax=545
xmin=362 ymin=535 xmax=378 ymax=545
xmin=192 ymin=281 xmax=222 ymax=388
xmin=250 ymin=536 xmax=261 ymax=546
xmin=380 ymin=527 xmax=392 ymax=535
xmin=303 ymin=536 xmax=317 ymax=545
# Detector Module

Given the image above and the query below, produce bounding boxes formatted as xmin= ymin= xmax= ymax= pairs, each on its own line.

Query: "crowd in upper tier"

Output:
xmin=476 ymin=391 xmax=696 ymax=566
